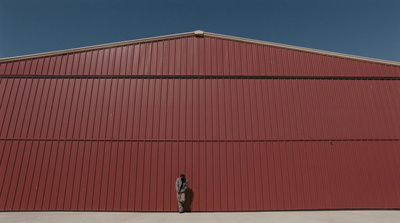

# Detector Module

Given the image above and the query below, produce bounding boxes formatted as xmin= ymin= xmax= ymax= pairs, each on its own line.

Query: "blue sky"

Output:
xmin=1 ymin=0 xmax=399 ymax=62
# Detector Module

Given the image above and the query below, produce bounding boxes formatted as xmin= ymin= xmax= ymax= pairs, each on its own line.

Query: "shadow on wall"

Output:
xmin=184 ymin=188 xmax=194 ymax=212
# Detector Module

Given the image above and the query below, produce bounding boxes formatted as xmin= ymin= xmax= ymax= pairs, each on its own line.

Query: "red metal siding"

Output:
xmin=1 ymin=140 xmax=400 ymax=211
xmin=1 ymin=35 xmax=400 ymax=211
xmin=1 ymin=77 xmax=400 ymax=211
xmin=1 ymin=78 xmax=399 ymax=141
xmin=1 ymin=37 xmax=400 ymax=77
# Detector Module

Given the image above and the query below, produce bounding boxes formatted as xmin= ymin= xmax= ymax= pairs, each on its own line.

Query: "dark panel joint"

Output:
xmin=1 ymin=74 xmax=400 ymax=80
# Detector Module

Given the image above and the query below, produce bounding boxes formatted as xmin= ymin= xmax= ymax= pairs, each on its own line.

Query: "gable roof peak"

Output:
xmin=1 ymin=31 xmax=399 ymax=67
xmin=194 ymin=30 xmax=204 ymax=36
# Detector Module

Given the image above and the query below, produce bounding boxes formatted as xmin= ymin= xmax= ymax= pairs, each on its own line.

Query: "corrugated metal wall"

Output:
xmin=1 ymin=139 xmax=399 ymax=211
xmin=1 ymin=78 xmax=400 ymax=140
xmin=1 ymin=35 xmax=400 ymax=211
xmin=1 ymin=37 xmax=399 ymax=77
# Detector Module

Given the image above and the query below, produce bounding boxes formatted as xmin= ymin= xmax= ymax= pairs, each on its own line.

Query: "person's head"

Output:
xmin=180 ymin=174 xmax=185 ymax=179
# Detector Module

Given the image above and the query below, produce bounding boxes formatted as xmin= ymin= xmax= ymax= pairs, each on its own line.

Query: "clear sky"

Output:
xmin=1 ymin=0 xmax=399 ymax=62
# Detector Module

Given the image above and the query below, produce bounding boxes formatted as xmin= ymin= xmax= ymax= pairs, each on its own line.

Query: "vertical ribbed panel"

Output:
xmin=1 ymin=34 xmax=400 ymax=211
xmin=1 ymin=79 xmax=399 ymax=141
xmin=1 ymin=78 xmax=400 ymax=211
xmin=1 ymin=37 xmax=400 ymax=77
xmin=1 ymin=140 xmax=400 ymax=211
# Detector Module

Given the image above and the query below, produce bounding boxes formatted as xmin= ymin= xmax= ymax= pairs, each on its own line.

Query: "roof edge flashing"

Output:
xmin=203 ymin=32 xmax=400 ymax=67
xmin=1 ymin=31 xmax=399 ymax=67
xmin=0 ymin=31 xmax=195 ymax=63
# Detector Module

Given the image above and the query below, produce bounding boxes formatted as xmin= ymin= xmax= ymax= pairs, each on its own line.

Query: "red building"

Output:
xmin=0 ymin=31 xmax=400 ymax=211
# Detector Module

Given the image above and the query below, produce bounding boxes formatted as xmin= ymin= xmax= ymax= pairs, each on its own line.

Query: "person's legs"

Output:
xmin=177 ymin=193 xmax=186 ymax=213
xmin=177 ymin=193 xmax=184 ymax=213
xmin=180 ymin=192 xmax=185 ymax=209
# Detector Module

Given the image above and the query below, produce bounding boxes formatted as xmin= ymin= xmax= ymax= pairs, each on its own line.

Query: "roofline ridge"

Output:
xmin=1 ymin=30 xmax=399 ymax=67
xmin=203 ymin=32 xmax=400 ymax=67
xmin=0 ymin=31 xmax=195 ymax=63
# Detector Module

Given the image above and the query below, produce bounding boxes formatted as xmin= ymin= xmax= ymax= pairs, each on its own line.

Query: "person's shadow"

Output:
xmin=184 ymin=188 xmax=193 ymax=212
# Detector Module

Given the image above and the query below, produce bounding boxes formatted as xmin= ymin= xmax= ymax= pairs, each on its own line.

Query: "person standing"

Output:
xmin=176 ymin=174 xmax=189 ymax=213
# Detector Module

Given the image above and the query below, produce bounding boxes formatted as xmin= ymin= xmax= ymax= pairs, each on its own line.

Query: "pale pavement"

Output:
xmin=1 ymin=210 xmax=399 ymax=223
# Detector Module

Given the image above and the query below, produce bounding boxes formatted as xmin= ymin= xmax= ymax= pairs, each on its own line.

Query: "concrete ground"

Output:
xmin=1 ymin=210 xmax=399 ymax=223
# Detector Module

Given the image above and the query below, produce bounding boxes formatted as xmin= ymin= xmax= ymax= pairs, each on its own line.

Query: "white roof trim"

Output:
xmin=1 ymin=31 xmax=399 ymax=67
xmin=204 ymin=32 xmax=400 ymax=67
xmin=0 ymin=31 xmax=194 ymax=63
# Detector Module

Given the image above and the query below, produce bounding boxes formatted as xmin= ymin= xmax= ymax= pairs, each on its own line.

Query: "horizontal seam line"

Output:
xmin=0 ymin=139 xmax=399 ymax=142
xmin=1 ymin=75 xmax=400 ymax=80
